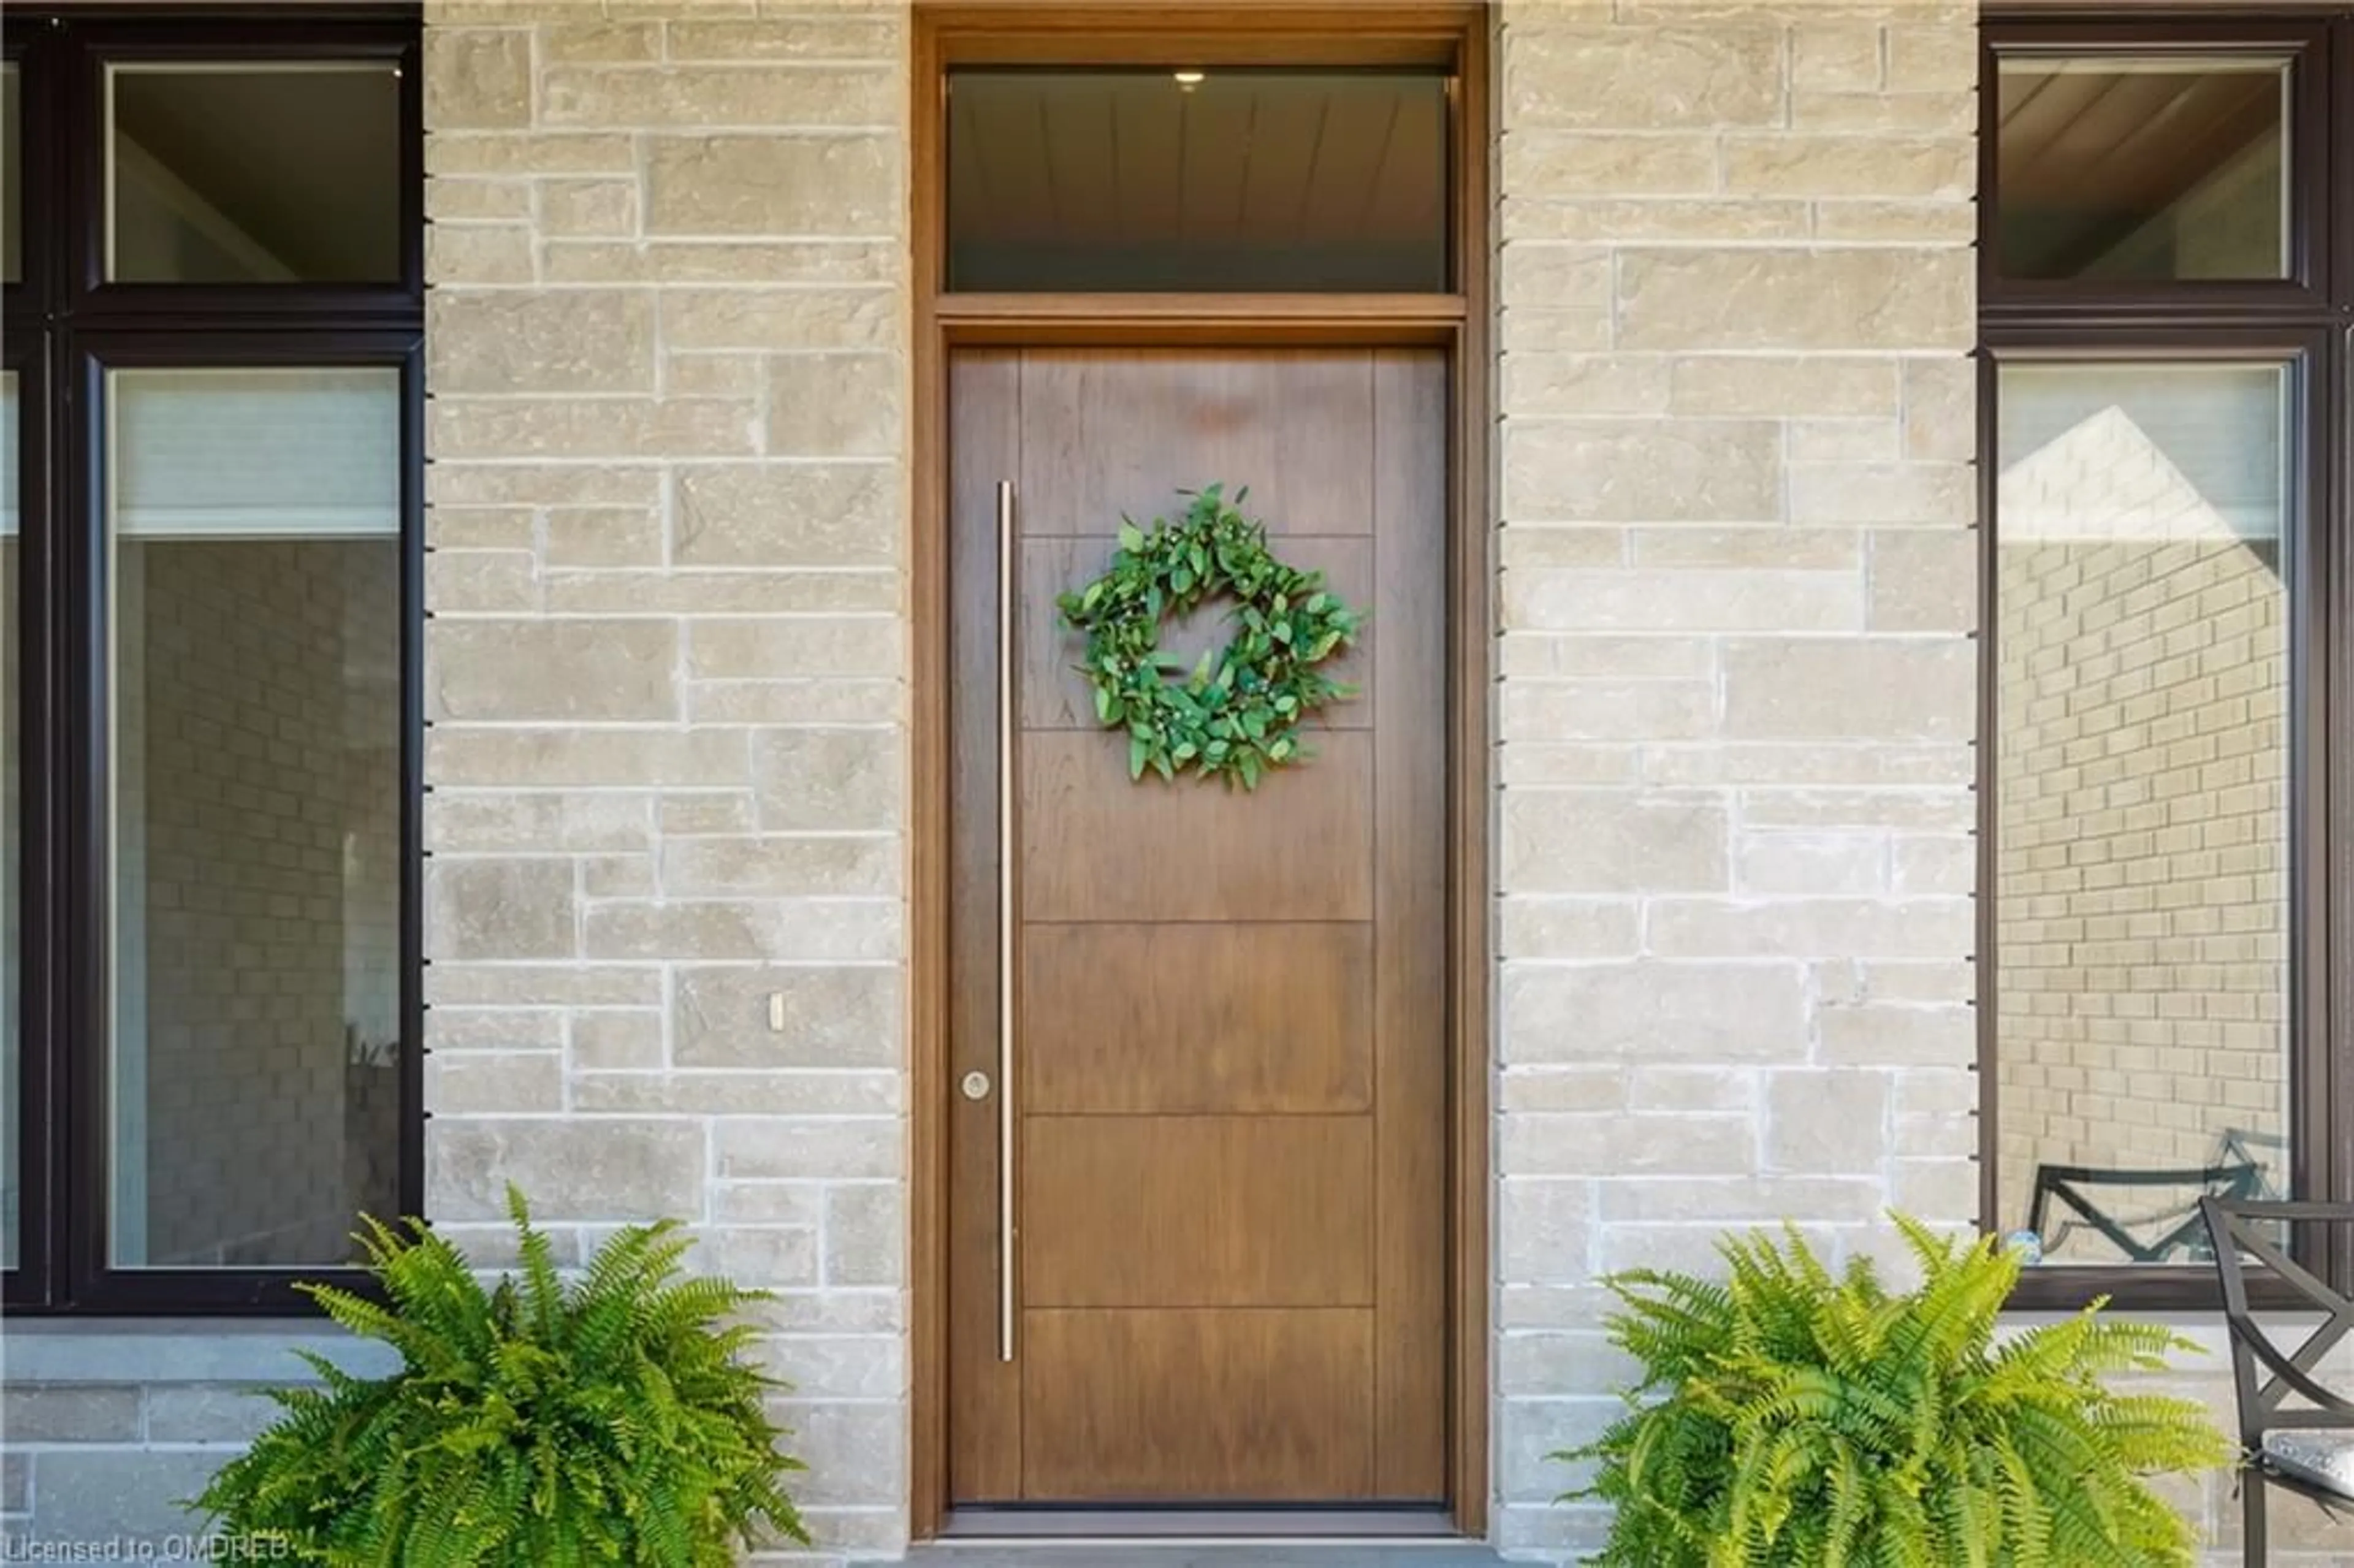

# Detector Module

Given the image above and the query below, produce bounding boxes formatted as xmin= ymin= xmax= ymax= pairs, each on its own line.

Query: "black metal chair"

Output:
xmin=2199 ymin=1197 xmax=2354 ymax=1563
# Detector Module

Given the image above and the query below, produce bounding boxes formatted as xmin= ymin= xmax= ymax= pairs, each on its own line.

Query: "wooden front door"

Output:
xmin=947 ymin=348 xmax=1449 ymax=1507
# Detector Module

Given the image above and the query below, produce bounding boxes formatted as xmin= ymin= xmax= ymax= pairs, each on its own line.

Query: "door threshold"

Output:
xmin=884 ymin=1540 xmax=1506 ymax=1567
xmin=939 ymin=1507 xmax=1457 ymax=1539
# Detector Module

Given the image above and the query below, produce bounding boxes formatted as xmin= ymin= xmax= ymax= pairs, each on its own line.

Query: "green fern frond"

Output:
xmin=191 ymin=1191 xmax=810 ymax=1564
xmin=1554 ymin=1211 xmax=2231 ymax=1567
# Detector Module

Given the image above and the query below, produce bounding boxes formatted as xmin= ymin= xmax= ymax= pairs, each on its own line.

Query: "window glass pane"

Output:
xmin=108 ymin=64 xmax=401 ymax=283
xmin=1996 ymin=57 xmax=2288 ymax=281
xmin=1 ymin=371 xmax=16 ymax=1270
xmin=107 ymin=368 xmax=400 ymax=1268
xmin=947 ymin=68 xmax=1449 ymax=292
xmin=1996 ymin=58 xmax=2290 ymax=282
xmin=1995 ymin=363 xmax=2291 ymax=1266
xmin=2 ymin=65 xmax=21 ymax=284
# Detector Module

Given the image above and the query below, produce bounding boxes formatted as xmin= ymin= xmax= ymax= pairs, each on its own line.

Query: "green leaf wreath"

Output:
xmin=1056 ymin=483 xmax=1363 ymax=790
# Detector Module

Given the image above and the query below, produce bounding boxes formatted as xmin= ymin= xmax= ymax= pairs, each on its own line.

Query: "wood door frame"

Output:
xmin=907 ymin=2 xmax=1495 ymax=1539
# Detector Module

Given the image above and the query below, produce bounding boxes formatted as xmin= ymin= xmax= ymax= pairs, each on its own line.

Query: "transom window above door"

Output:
xmin=945 ymin=68 xmax=1452 ymax=293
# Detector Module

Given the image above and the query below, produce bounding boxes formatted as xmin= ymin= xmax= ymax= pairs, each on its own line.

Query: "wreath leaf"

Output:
xmin=1056 ymin=483 xmax=1363 ymax=790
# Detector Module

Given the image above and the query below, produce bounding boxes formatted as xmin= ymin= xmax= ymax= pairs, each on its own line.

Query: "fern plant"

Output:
xmin=192 ymin=1187 xmax=807 ymax=1566
xmin=1560 ymin=1214 xmax=2230 ymax=1567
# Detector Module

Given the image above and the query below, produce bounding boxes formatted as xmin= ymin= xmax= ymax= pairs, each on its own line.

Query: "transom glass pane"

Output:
xmin=107 ymin=368 xmax=401 ymax=1268
xmin=1995 ymin=362 xmax=2291 ymax=1265
xmin=1996 ymin=57 xmax=2291 ymax=282
xmin=2 ymin=66 xmax=21 ymax=284
xmin=947 ymin=68 xmax=1449 ymax=292
xmin=108 ymin=63 xmax=402 ymax=283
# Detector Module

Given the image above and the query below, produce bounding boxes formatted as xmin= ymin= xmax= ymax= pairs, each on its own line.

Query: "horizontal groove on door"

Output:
xmin=1021 ymin=918 xmax=1373 ymax=926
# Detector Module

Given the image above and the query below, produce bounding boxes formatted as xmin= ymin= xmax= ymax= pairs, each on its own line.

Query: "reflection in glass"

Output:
xmin=2 ymin=66 xmax=20 ymax=283
xmin=1995 ymin=363 xmax=2291 ymax=1265
xmin=109 ymin=64 xmax=401 ymax=283
xmin=1997 ymin=58 xmax=2290 ymax=281
xmin=947 ymin=69 xmax=1449 ymax=292
xmin=108 ymin=368 xmax=401 ymax=1267
xmin=1 ymin=372 xmax=15 ymax=1268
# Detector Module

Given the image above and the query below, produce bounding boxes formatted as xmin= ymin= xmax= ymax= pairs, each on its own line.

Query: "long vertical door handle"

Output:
xmin=996 ymin=479 xmax=1019 ymax=1364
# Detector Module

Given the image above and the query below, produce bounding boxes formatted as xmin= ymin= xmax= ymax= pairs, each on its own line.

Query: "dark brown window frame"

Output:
xmin=1 ymin=4 xmax=424 ymax=1315
xmin=1979 ymin=9 xmax=2354 ymax=1311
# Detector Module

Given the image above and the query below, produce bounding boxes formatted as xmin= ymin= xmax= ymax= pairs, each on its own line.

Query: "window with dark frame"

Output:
xmin=1980 ymin=12 xmax=2352 ymax=1308
xmin=1 ymin=8 xmax=423 ymax=1314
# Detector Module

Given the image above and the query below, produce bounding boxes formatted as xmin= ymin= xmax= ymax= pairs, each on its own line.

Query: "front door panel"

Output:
xmin=947 ymin=348 xmax=1447 ymax=1505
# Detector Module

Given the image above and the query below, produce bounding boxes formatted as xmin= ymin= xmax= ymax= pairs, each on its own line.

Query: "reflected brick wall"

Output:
xmin=126 ymin=538 xmax=399 ymax=1266
xmin=1995 ymin=533 xmax=2288 ymax=1254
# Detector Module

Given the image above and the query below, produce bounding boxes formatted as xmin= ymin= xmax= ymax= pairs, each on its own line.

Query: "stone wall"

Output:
xmin=0 ymin=1327 xmax=398 ymax=1549
xmin=1489 ymin=1 xmax=1982 ymax=1555
xmin=417 ymin=2 xmax=910 ymax=1556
